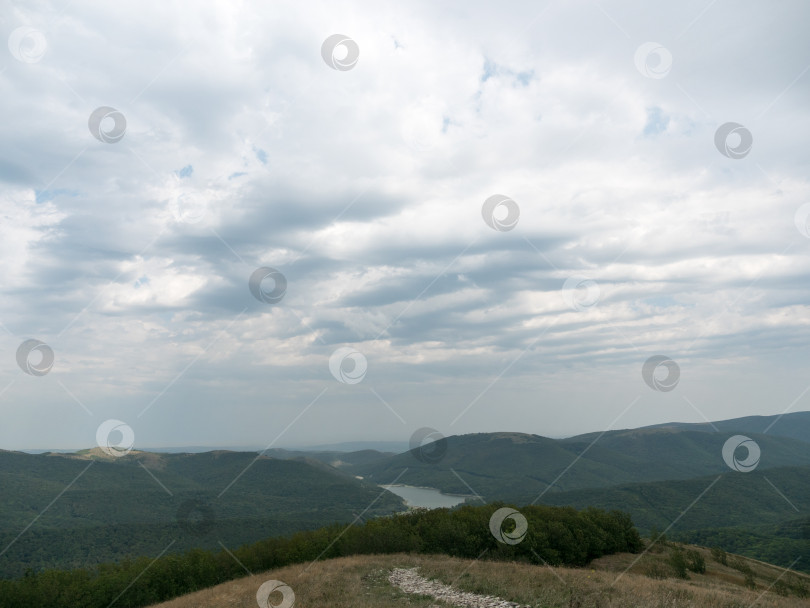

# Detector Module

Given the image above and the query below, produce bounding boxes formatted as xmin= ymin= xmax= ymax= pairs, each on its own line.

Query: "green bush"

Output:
xmin=728 ymin=557 xmax=757 ymax=589
xmin=729 ymin=557 xmax=753 ymax=575
xmin=642 ymin=559 xmax=669 ymax=579
xmin=668 ymin=549 xmax=689 ymax=579
xmin=685 ymin=549 xmax=706 ymax=574
xmin=647 ymin=525 xmax=667 ymax=548
xmin=787 ymin=574 xmax=808 ymax=598
xmin=744 ymin=571 xmax=757 ymax=589
xmin=710 ymin=546 xmax=727 ymax=565
xmin=774 ymin=579 xmax=790 ymax=597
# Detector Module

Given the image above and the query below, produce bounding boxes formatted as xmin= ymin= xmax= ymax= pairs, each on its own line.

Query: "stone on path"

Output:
xmin=388 ymin=567 xmax=530 ymax=608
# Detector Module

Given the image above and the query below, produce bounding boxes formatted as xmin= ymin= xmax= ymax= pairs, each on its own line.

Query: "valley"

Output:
xmin=1 ymin=411 xmax=808 ymax=606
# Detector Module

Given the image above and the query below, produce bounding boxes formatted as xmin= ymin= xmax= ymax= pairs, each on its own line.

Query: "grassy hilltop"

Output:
xmin=149 ymin=547 xmax=810 ymax=608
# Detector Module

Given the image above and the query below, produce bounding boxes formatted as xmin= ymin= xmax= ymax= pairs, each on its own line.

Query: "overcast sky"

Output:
xmin=1 ymin=0 xmax=809 ymax=451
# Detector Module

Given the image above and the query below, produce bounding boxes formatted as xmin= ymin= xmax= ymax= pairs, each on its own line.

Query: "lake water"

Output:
xmin=381 ymin=484 xmax=468 ymax=509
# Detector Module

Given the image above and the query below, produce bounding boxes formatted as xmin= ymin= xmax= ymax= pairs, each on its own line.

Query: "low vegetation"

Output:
xmin=150 ymin=549 xmax=810 ymax=608
xmin=0 ymin=503 xmax=640 ymax=608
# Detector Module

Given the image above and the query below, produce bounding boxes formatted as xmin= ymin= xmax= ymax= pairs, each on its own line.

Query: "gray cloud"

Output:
xmin=1 ymin=0 xmax=809 ymax=450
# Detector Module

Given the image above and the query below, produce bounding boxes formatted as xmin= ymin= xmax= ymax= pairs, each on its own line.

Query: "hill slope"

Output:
xmin=0 ymin=449 xmax=404 ymax=578
xmin=354 ymin=428 xmax=810 ymax=500
xmin=632 ymin=411 xmax=810 ymax=444
xmin=0 ymin=502 xmax=643 ymax=607
xmin=148 ymin=549 xmax=810 ymax=608
xmin=537 ymin=464 xmax=810 ymax=526
xmin=534 ymin=465 xmax=810 ymax=571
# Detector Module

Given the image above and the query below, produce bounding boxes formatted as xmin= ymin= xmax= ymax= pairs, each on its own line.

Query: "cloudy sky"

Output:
xmin=1 ymin=0 xmax=809 ymax=451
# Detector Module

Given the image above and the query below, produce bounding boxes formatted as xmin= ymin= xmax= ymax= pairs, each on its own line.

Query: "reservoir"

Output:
xmin=381 ymin=484 xmax=469 ymax=509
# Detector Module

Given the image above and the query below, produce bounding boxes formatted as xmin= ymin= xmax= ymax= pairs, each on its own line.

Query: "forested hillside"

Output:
xmin=0 ymin=449 xmax=404 ymax=578
xmin=354 ymin=427 xmax=810 ymax=499
xmin=0 ymin=503 xmax=641 ymax=608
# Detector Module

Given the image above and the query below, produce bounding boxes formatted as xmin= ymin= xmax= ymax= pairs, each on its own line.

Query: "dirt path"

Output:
xmin=388 ymin=567 xmax=530 ymax=608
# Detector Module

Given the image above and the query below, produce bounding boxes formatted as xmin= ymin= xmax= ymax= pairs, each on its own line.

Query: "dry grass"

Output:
xmin=149 ymin=546 xmax=810 ymax=608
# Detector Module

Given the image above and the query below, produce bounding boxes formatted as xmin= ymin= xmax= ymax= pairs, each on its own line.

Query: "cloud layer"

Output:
xmin=1 ymin=0 xmax=809 ymax=449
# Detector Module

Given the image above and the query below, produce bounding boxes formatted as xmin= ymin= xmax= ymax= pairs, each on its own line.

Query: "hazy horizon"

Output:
xmin=2 ymin=1 xmax=809 ymax=453
xmin=11 ymin=409 xmax=810 ymax=453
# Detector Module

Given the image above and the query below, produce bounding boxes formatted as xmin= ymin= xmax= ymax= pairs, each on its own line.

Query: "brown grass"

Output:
xmin=149 ymin=546 xmax=810 ymax=608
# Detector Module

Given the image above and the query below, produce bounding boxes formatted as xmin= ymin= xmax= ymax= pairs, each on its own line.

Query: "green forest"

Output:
xmin=0 ymin=449 xmax=404 ymax=578
xmin=673 ymin=516 xmax=810 ymax=572
xmin=0 ymin=503 xmax=641 ymax=608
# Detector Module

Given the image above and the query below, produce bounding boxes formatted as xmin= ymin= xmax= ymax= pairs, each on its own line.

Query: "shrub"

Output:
xmin=787 ymin=574 xmax=808 ymax=598
xmin=710 ymin=546 xmax=727 ymax=565
xmin=744 ymin=571 xmax=757 ymax=589
xmin=773 ymin=579 xmax=790 ymax=597
xmin=730 ymin=557 xmax=753 ymax=575
xmin=685 ymin=549 xmax=706 ymax=574
xmin=642 ymin=559 xmax=669 ymax=580
xmin=728 ymin=557 xmax=757 ymax=589
xmin=668 ymin=549 xmax=689 ymax=579
xmin=647 ymin=526 xmax=667 ymax=551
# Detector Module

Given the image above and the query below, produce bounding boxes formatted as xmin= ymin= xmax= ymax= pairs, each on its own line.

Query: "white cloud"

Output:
xmin=1 ymin=0 xmax=809 ymax=449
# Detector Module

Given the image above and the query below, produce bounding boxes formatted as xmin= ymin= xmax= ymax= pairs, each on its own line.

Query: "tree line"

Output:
xmin=0 ymin=503 xmax=641 ymax=608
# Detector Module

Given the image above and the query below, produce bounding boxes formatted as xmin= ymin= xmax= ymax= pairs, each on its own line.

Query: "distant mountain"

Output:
xmin=22 ymin=442 xmax=407 ymax=454
xmin=298 ymin=440 xmax=411 ymax=453
xmin=261 ymin=447 xmax=396 ymax=468
xmin=354 ymin=425 xmax=810 ymax=501
xmin=0 ymin=448 xmax=404 ymax=578
xmin=119 ymin=445 xmax=270 ymax=453
xmin=566 ymin=411 xmax=810 ymax=445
